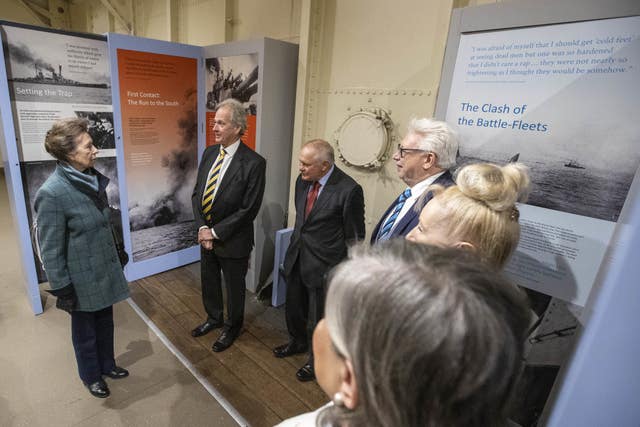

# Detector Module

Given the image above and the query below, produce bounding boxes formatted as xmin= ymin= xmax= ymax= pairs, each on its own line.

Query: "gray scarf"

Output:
xmin=59 ymin=162 xmax=99 ymax=193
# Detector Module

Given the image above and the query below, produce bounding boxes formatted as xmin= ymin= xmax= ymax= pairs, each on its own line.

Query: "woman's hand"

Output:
xmin=46 ymin=284 xmax=78 ymax=313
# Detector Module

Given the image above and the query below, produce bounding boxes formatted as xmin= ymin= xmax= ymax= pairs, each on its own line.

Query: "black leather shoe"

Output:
xmin=191 ymin=320 xmax=223 ymax=337
xmin=104 ymin=366 xmax=129 ymax=379
xmin=296 ymin=363 xmax=315 ymax=382
xmin=212 ymin=330 xmax=236 ymax=352
xmin=273 ymin=342 xmax=308 ymax=358
xmin=87 ymin=380 xmax=110 ymax=398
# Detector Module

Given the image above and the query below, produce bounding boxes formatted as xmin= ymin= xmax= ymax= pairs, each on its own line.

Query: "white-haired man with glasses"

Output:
xmin=371 ymin=118 xmax=459 ymax=244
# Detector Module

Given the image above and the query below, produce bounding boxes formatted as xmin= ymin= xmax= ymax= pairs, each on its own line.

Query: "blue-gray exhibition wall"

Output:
xmin=436 ymin=0 xmax=640 ymax=425
xmin=0 ymin=35 xmax=42 ymax=314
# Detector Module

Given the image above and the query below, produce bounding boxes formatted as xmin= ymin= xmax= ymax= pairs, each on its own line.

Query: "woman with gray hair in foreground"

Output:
xmin=277 ymin=240 xmax=530 ymax=427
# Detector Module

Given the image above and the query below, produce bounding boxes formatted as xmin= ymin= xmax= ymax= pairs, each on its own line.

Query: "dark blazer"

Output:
xmin=191 ymin=142 xmax=266 ymax=258
xmin=283 ymin=166 xmax=365 ymax=289
xmin=35 ymin=165 xmax=130 ymax=312
xmin=371 ymin=170 xmax=455 ymax=244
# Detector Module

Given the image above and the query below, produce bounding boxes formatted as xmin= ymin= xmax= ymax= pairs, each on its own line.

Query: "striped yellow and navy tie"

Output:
xmin=202 ymin=148 xmax=227 ymax=221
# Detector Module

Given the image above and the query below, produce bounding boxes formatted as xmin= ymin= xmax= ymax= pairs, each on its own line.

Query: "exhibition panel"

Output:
xmin=202 ymin=38 xmax=298 ymax=292
xmin=0 ymin=22 xmax=115 ymax=314
xmin=0 ymin=22 xmax=298 ymax=311
xmin=435 ymin=1 xmax=640 ymax=425
xmin=107 ymin=33 xmax=202 ymax=282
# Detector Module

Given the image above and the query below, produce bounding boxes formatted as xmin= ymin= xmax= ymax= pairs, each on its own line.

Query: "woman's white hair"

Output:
xmin=320 ymin=240 xmax=530 ymax=427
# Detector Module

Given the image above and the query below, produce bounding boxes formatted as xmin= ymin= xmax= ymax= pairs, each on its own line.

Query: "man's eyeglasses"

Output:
xmin=396 ymin=144 xmax=430 ymax=158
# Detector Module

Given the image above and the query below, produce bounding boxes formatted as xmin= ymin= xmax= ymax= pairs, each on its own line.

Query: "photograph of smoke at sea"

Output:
xmin=456 ymin=152 xmax=635 ymax=222
xmin=130 ymin=222 xmax=196 ymax=262
xmin=127 ymin=88 xmax=199 ymax=262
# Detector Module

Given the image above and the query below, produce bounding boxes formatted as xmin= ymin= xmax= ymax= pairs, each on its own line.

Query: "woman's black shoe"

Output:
xmin=87 ymin=380 xmax=110 ymax=398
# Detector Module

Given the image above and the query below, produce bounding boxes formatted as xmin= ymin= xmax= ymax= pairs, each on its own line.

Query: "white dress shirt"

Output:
xmin=200 ymin=140 xmax=241 ymax=238
xmin=204 ymin=139 xmax=240 ymax=202
xmin=386 ymin=171 xmax=445 ymax=234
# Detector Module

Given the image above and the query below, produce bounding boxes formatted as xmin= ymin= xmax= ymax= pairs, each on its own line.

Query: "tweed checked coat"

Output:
xmin=34 ymin=165 xmax=129 ymax=312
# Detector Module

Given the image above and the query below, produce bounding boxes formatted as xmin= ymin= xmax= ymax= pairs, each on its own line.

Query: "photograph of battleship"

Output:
xmin=444 ymin=16 xmax=639 ymax=225
xmin=449 ymin=66 xmax=638 ymax=224
xmin=1 ymin=23 xmax=113 ymax=163
xmin=11 ymin=63 xmax=109 ymax=89
xmin=456 ymin=151 xmax=634 ymax=223
xmin=2 ymin=24 xmax=111 ymax=104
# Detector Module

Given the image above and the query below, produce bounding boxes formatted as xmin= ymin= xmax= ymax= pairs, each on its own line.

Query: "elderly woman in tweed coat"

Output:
xmin=35 ymin=118 xmax=130 ymax=398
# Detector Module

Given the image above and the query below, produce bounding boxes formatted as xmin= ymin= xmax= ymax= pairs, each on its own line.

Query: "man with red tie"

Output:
xmin=274 ymin=139 xmax=365 ymax=382
xmin=191 ymin=99 xmax=266 ymax=352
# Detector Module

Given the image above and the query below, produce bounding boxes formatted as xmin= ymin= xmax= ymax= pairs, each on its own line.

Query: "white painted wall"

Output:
xmin=289 ymin=0 xmax=458 ymax=237
xmin=177 ymin=0 xmax=227 ymax=44
xmin=228 ymin=0 xmax=301 ymax=43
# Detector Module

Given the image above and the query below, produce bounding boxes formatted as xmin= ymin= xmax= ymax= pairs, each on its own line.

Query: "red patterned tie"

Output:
xmin=304 ymin=181 xmax=321 ymax=220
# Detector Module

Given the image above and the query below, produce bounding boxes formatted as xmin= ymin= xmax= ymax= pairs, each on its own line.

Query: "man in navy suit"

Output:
xmin=191 ymin=99 xmax=266 ymax=352
xmin=371 ymin=118 xmax=459 ymax=244
xmin=273 ymin=139 xmax=365 ymax=382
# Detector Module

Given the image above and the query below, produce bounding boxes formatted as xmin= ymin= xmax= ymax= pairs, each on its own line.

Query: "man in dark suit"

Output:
xmin=273 ymin=139 xmax=365 ymax=381
xmin=191 ymin=98 xmax=266 ymax=352
xmin=371 ymin=118 xmax=458 ymax=243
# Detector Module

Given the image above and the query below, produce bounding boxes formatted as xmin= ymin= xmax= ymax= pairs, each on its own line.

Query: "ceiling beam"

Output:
xmin=98 ymin=0 xmax=133 ymax=34
xmin=16 ymin=0 xmax=51 ymax=26
xmin=167 ymin=0 xmax=179 ymax=42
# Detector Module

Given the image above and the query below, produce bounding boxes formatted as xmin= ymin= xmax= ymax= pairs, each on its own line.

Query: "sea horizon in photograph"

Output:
xmin=131 ymin=221 xmax=197 ymax=262
xmin=457 ymin=153 xmax=635 ymax=222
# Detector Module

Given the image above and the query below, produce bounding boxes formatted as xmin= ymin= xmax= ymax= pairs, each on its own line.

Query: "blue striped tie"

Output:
xmin=377 ymin=188 xmax=412 ymax=240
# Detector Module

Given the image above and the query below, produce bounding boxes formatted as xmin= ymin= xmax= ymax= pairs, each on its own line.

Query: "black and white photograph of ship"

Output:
xmin=457 ymin=150 xmax=636 ymax=223
xmin=2 ymin=25 xmax=112 ymax=105
xmin=564 ymin=159 xmax=585 ymax=169
xmin=12 ymin=63 xmax=109 ymax=89
xmin=452 ymin=72 xmax=639 ymax=224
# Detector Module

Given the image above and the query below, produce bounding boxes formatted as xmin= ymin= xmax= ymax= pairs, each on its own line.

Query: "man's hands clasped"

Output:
xmin=198 ymin=227 xmax=215 ymax=250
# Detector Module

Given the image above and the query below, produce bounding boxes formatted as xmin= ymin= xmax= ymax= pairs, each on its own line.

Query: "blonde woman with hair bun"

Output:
xmin=406 ymin=162 xmax=531 ymax=269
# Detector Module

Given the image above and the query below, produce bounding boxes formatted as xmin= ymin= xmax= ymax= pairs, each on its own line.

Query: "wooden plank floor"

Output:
xmin=129 ymin=265 xmax=327 ymax=426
